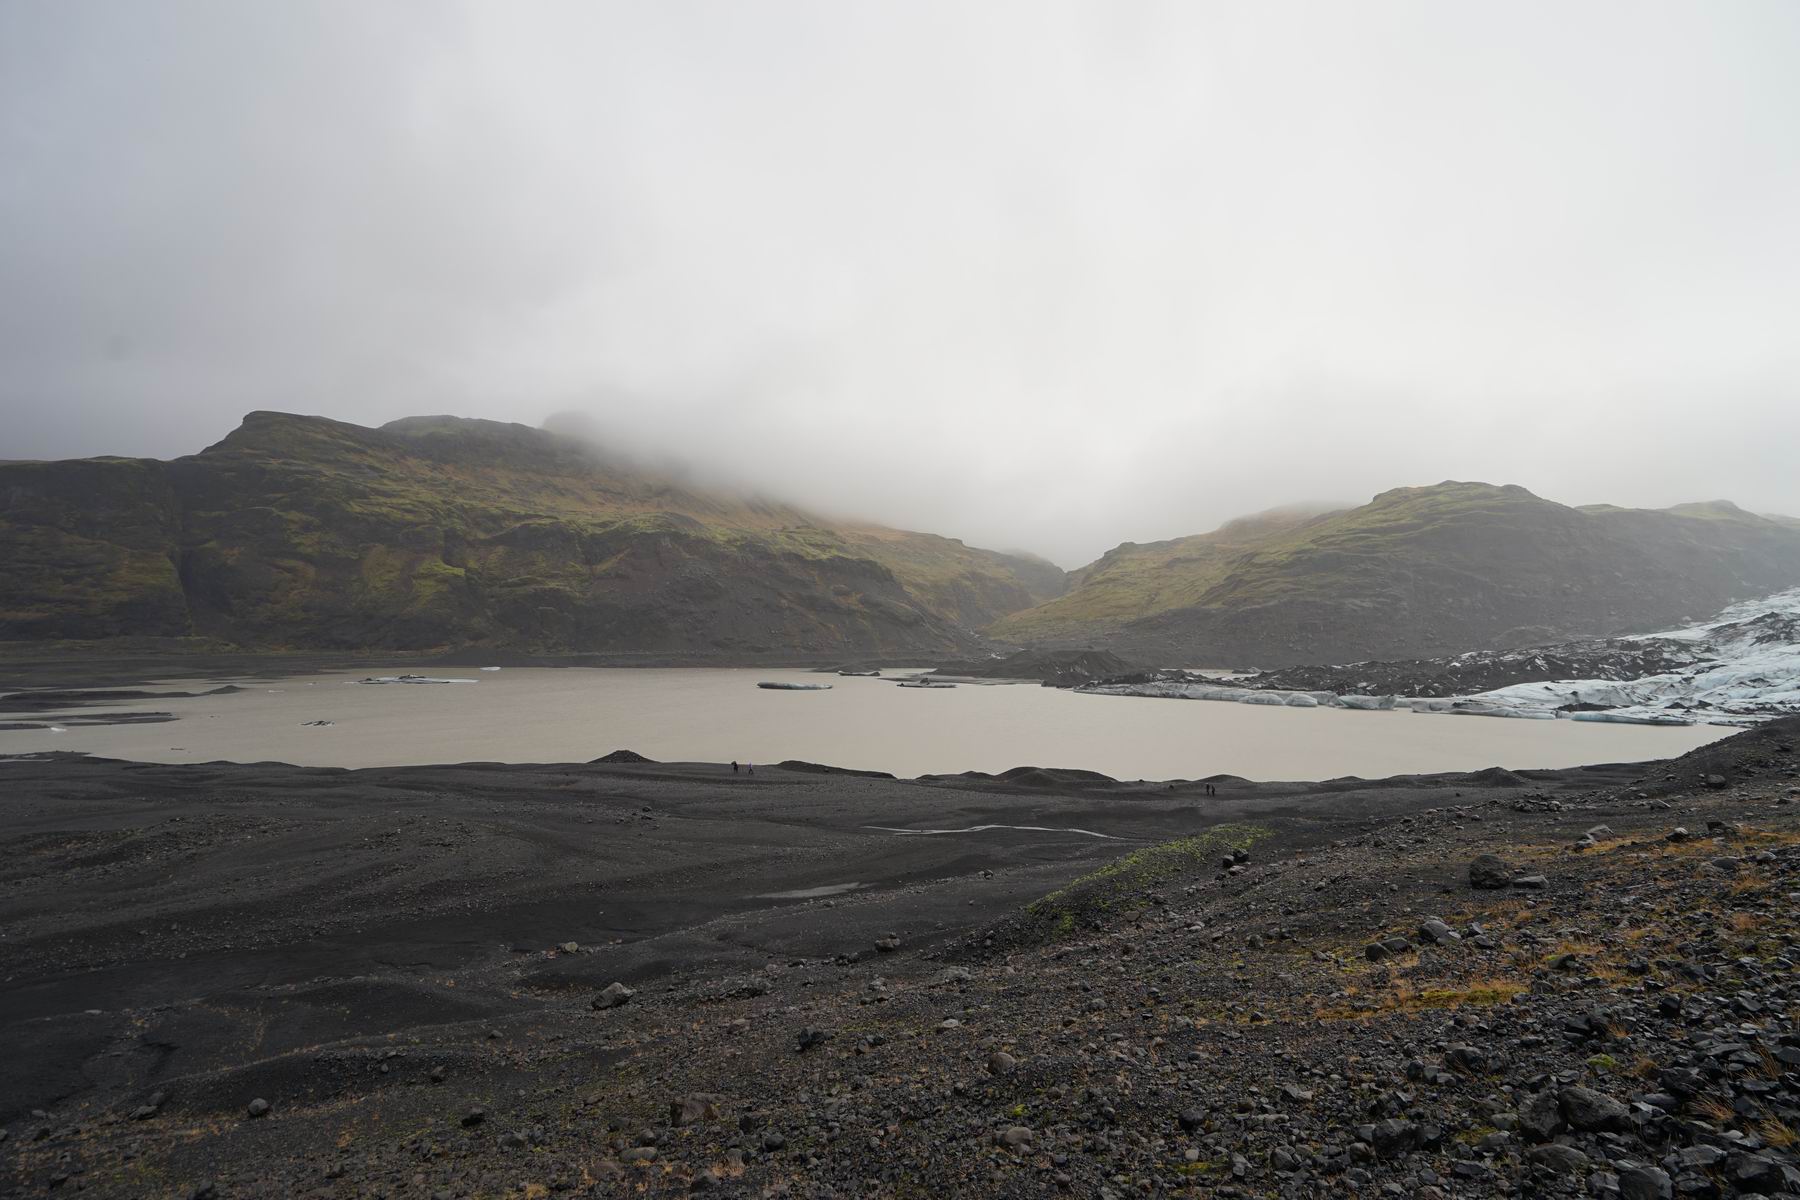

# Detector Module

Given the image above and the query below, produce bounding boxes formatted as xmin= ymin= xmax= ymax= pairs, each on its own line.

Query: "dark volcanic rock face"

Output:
xmin=0 ymin=412 xmax=1064 ymax=657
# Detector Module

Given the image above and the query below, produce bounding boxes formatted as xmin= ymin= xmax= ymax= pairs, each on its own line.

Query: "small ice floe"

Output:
xmin=1569 ymin=711 xmax=1694 ymax=727
xmin=1078 ymin=678 xmax=1399 ymax=710
xmin=1446 ymin=704 xmax=1556 ymax=720
xmin=480 ymin=666 xmax=502 ymax=671
xmin=48 ymin=725 xmax=68 ymax=734
xmin=300 ymin=719 xmax=334 ymax=727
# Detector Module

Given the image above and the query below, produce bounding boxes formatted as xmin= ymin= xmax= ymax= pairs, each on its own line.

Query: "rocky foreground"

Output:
xmin=4 ymin=724 xmax=1800 ymax=1198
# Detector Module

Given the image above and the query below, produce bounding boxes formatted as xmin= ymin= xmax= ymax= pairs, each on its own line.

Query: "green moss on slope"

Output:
xmin=0 ymin=412 xmax=1065 ymax=655
xmin=995 ymin=481 xmax=1800 ymax=667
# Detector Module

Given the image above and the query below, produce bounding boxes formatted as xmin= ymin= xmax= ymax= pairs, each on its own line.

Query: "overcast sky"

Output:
xmin=3 ymin=2 xmax=1798 ymax=566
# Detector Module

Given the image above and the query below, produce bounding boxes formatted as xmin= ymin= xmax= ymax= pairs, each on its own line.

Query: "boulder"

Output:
xmin=1518 ymin=1091 xmax=1564 ymax=1142
xmin=592 ymin=982 xmax=636 ymax=1010
xmin=1467 ymin=854 xmax=1512 ymax=889
xmin=669 ymin=1094 xmax=725 ymax=1127
xmin=1617 ymin=1166 xmax=1673 ymax=1200
xmin=1418 ymin=917 xmax=1460 ymax=945
xmin=1558 ymin=1086 xmax=1629 ymax=1132
xmin=1369 ymin=1118 xmax=1421 ymax=1159
xmin=1526 ymin=1144 xmax=1590 ymax=1174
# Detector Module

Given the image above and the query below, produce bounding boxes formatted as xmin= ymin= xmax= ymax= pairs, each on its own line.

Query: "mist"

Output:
xmin=3 ymin=2 xmax=1798 ymax=567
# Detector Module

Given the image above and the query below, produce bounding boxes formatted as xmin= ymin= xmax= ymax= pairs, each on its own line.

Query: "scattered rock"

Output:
xmin=1526 ymin=1143 xmax=1590 ymax=1173
xmin=1617 ymin=1165 xmax=1674 ymax=1200
xmin=1518 ymin=1091 xmax=1564 ymax=1142
xmin=1467 ymin=853 xmax=1511 ymax=889
xmin=1558 ymin=1086 xmax=1629 ymax=1133
xmin=666 ymin=1093 xmax=721 ymax=1126
xmin=1368 ymin=1118 xmax=1421 ymax=1159
xmin=593 ymin=981 xmax=636 ymax=1010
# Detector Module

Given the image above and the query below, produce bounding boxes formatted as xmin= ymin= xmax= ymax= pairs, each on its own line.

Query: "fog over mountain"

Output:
xmin=4 ymin=1 xmax=1799 ymax=566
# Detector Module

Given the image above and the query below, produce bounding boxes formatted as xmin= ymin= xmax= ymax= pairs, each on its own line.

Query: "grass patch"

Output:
xmin=1319 ymin=976 xmax=1528 ymax=1020
xmin=1020 ymin=823 xmax=1271 ymax=941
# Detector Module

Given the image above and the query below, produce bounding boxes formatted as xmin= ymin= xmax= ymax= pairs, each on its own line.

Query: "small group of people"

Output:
xmin=731 ymin=760 xmax=754 ymax=775
xmin=1202 ymin=782 xmax=1218 ymax=796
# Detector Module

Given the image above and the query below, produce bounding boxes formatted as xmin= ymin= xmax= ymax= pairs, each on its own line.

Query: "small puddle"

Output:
xmin=754 ymin=882 xmax=865 ymax=900
xmin=864 ymin=824 xmax=1124 ymax=840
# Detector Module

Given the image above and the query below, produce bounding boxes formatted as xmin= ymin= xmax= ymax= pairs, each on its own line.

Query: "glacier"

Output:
xmin=1075 ymin=585 xmax=1800 ymax=726
xmin=1456 ymin=585 xmax=1800 ymax=725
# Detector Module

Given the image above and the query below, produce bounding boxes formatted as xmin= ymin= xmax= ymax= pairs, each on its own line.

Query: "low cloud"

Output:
xmin=4 ymin=2 xmax=1798 ymax=565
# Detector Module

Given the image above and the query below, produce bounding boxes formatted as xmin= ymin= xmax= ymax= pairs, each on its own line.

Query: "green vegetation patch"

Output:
xmin=1020 ymin=823 xmax=1271 ymax=941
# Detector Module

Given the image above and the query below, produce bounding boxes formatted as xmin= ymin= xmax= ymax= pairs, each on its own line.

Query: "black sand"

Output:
xmin=3 ymin=725 xmax=1795 ymax=1197
xmin=0 ymin=752 xmax=1628 ymax=1121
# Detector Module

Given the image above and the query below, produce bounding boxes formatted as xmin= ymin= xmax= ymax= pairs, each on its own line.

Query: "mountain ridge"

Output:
xmin=0 ymin=411 xmax=1064 ymax=656
xmin=991 ymin=480 xmax=1800 ymax=667
xmin=11 ymin=428 xmax=1800 ymax=669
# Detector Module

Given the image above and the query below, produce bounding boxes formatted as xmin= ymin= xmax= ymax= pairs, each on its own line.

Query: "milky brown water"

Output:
xmin=0 ymin=667 xmax=1732 ymax=779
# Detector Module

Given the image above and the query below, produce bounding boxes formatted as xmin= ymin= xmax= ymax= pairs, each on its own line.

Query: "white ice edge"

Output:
xmin=1078 ymin=585 xmax=1800 ymax=725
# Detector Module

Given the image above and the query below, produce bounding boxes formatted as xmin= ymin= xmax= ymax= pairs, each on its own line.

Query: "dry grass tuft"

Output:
xmin=1317 ymin=976 xmax=1528 ymax=1020
xmin=1693 ymin=1095 xmax=1735 ymax=1123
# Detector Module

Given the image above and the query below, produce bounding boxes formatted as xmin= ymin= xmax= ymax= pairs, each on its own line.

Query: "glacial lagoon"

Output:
xmin=0 ymin=667 xmax=1730 ymax=779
